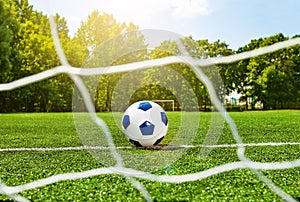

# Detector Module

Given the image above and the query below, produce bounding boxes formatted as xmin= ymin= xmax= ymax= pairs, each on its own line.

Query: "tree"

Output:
xmin=76 ymin=11 xmax=146 ymax=111
xmin=147 ymin=37 xmax=234 ymax=111
xmin=234 ymin=33 xmax=299 ymax=109
xmin=0 ymin=0 xmax=16 ymax=81
xmin=0 ymin=0 xmax=74 ymax=112
xmin=0 ymin=0 xmax=19 ymax=112
xmin=205 ymin=39 xmax=234 ymax=105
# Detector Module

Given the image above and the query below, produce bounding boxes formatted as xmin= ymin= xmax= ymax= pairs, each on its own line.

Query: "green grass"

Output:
xmin=0 ymin=111 xmax=299 ymax=201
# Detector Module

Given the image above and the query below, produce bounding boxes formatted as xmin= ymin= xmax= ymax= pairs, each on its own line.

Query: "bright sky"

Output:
xmin=28 ymin=0 xmax=299 ymax=50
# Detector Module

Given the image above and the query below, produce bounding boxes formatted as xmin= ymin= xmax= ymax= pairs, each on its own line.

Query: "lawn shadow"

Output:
xmin=134 ymin=145 xmax=185 ymax=150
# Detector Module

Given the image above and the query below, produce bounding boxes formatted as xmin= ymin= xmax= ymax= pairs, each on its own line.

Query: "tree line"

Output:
xmin=0 ymin=0 xmax=299 ymax=112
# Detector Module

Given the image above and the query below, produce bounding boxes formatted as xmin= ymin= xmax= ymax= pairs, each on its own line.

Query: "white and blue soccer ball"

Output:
xmin=121 ymin=100 xmax=168 ymax=147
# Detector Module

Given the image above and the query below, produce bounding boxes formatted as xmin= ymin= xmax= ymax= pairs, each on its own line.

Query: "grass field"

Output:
xmin=0 ymin=110 xmax=299 ymax=201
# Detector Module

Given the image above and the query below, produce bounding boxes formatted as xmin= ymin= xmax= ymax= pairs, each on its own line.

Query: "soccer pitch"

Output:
xmin=0 ymin=111 xmax=299 ymax=201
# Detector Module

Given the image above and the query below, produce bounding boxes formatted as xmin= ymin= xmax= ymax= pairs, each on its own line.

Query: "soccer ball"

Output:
xmin=121 ymin=100 xmax=168 ymax=147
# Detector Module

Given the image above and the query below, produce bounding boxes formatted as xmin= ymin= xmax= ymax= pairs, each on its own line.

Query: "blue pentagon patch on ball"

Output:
xmin=138 ymin=101 xmax=152 ymax=111
xmin=161 ymin=112 xmax=168 ymax=126
xmin=139 ymin=121 xmax=155 ymax=135
xmin=122 ymin=115 xmax=130 ymax=129
xmin=129 ymin=139 xmax=143 ymax=147
xmin=153 ymin=136 xmax=165 ymax=146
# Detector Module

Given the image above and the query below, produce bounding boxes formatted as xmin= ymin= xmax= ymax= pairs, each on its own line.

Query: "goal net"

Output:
xmin=153 ymin=100 xmax=175 ymax=111
xmin=0 ymin=12 xmax=299 ymax=202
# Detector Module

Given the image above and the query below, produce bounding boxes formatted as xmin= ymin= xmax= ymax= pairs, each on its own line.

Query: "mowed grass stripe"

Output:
xmin=0 ymin=111 xmax=299 ymax=201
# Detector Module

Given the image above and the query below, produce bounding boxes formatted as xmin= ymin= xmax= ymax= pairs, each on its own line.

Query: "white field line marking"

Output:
xmin=0 ymin=142 xmax=299 ymax=152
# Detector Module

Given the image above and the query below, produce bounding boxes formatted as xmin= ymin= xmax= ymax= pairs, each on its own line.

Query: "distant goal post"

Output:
xmin=152 ymin=100 xmax=175 ymax=111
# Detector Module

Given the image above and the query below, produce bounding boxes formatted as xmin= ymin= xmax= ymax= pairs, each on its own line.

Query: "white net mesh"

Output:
xmin=0 ymin=14 xmax=299 ymax=202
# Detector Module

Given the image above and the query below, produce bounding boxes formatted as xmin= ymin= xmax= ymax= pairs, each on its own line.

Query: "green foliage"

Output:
xmin=0 ymin=0 xmax=74 ymax=112
xmin=234 ymin=33 xmax=300 ymax=109
xmin=0 ymin=0 xmax=15 ymax=79
xmin=78 ymin=12 xmax=146 ymax=112
xmin=0 ymin=1 xmax=299 ymax=112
